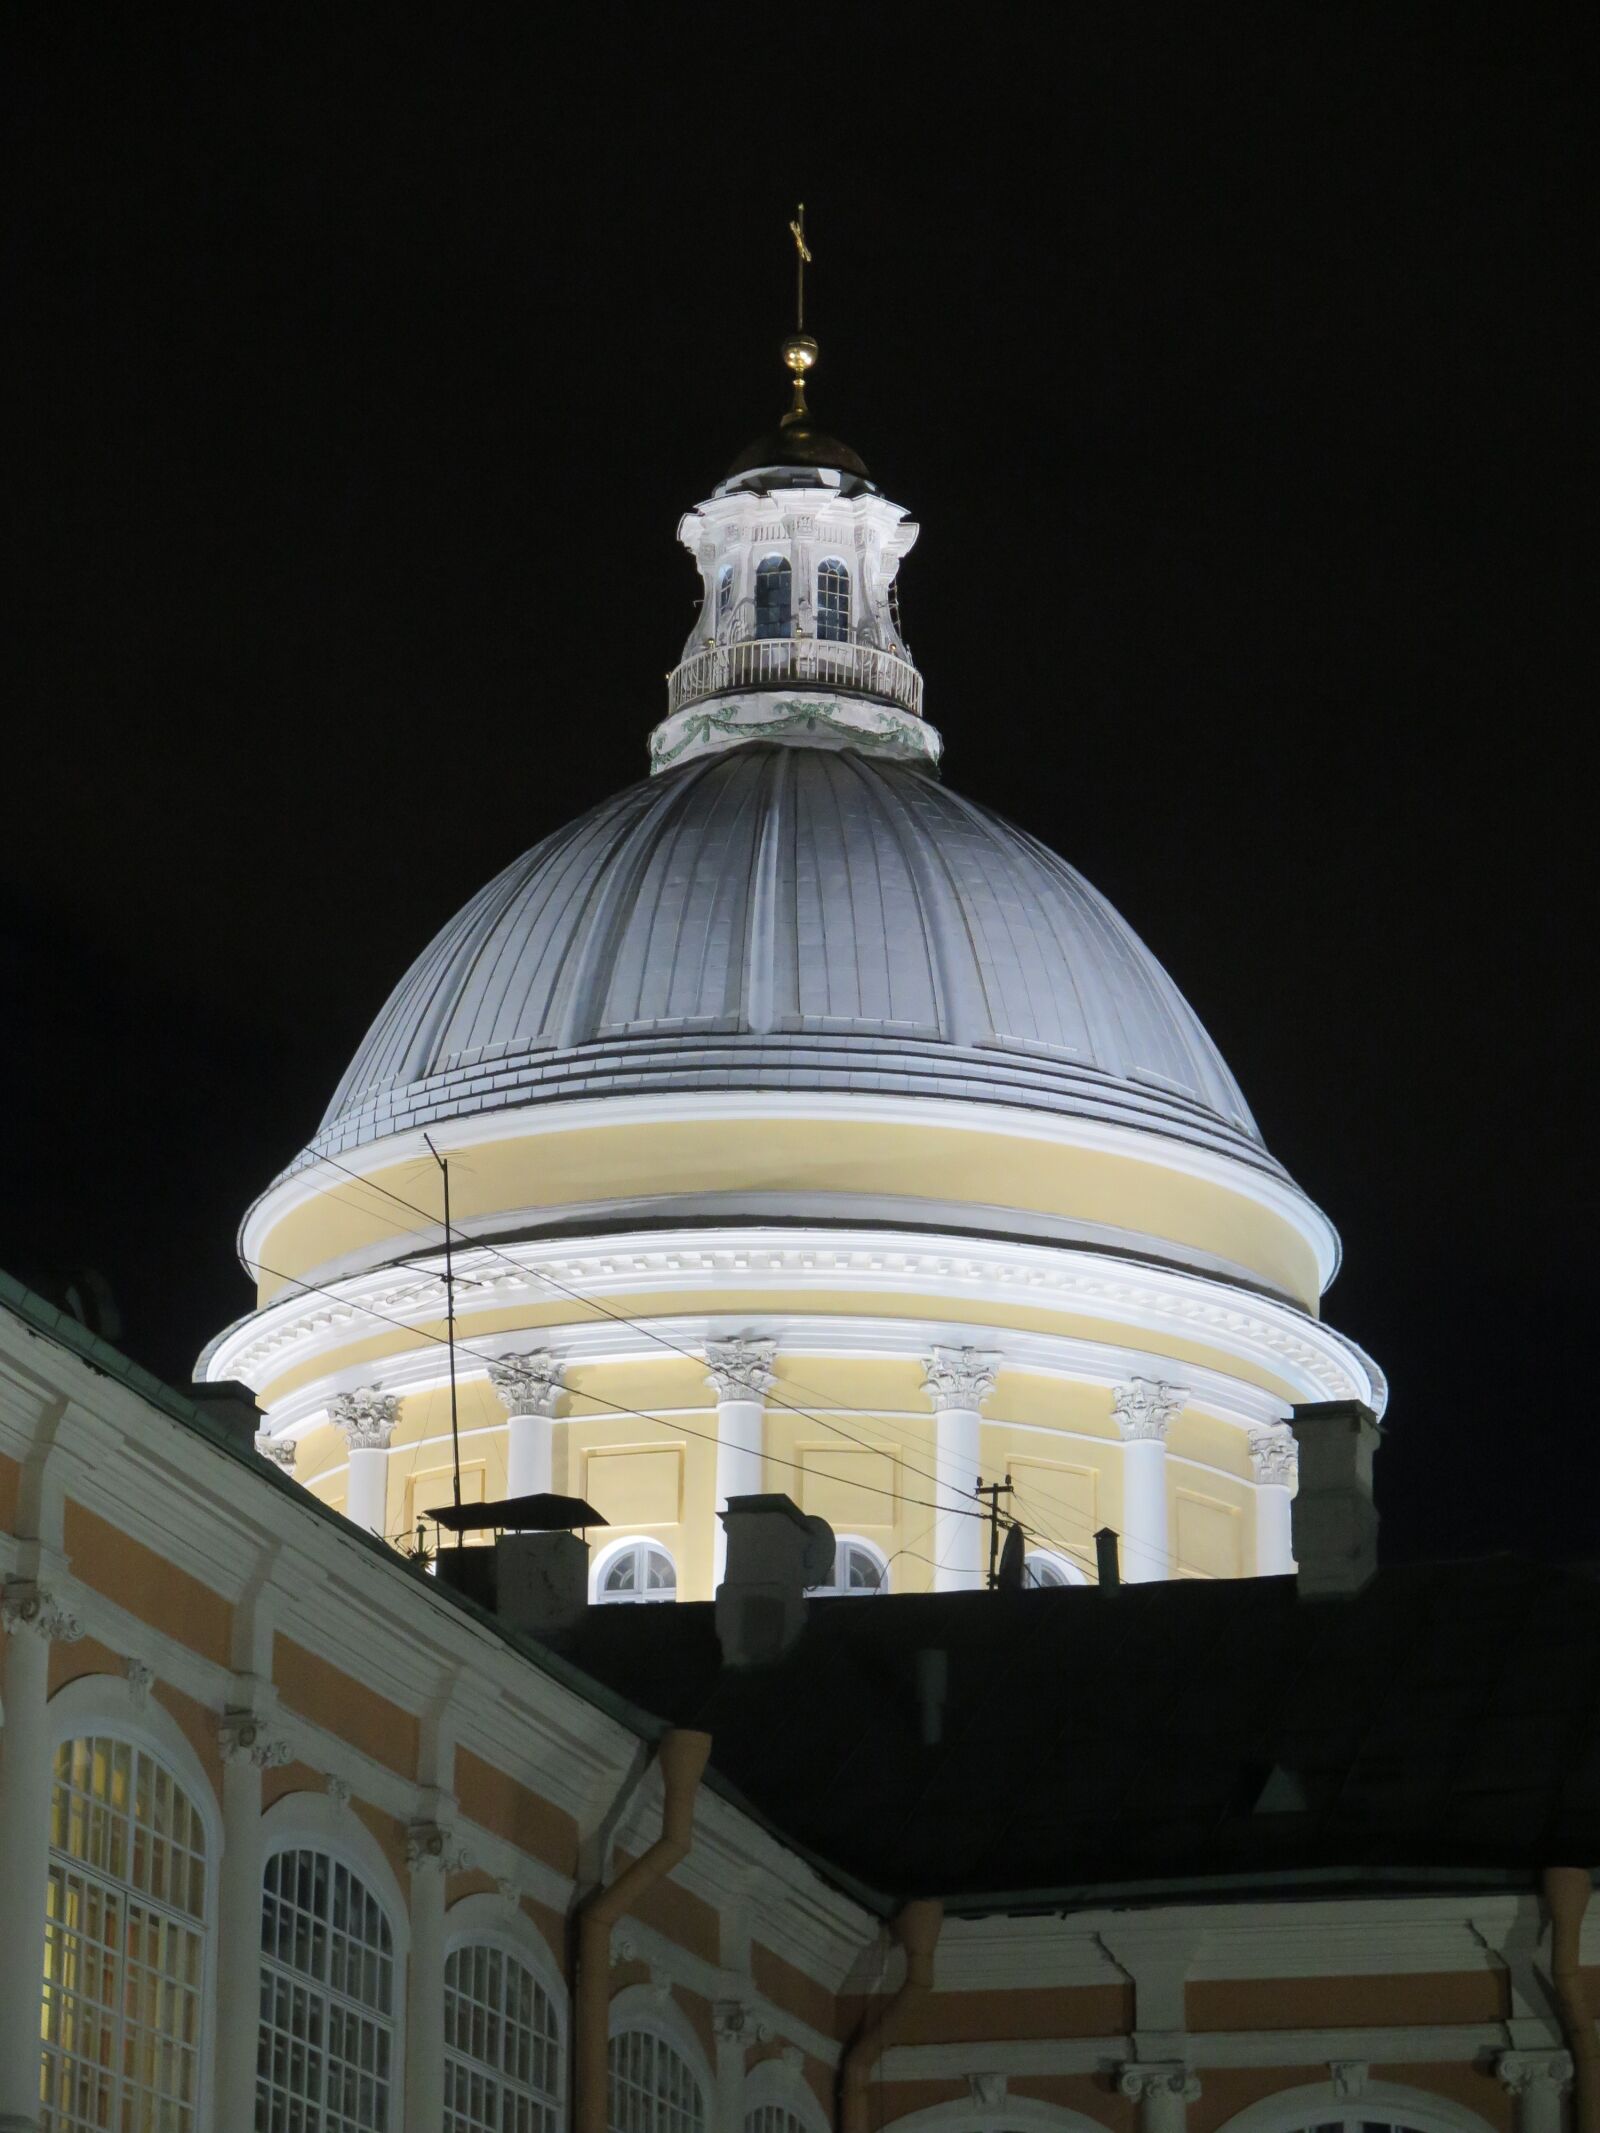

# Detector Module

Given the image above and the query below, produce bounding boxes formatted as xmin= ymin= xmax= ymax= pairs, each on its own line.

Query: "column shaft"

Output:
xmin=1120 ymin=1438 xmax=1170 ymax=1584
xmin=346 ymin=1444 xmax=390 ymax=1537
xmin=933 ymin=1405 xmax=984 ymax=1591
xmin=0 ymin=1624 xmax=53 ymax=2130
xmin=1254 ymin=1484 xmax=1295 ymax=1574
xmin=406 ymin=1862 xmax=447 ymax=2128
xmin=713 ymin=1397 xmax=766 ymax=1587
xmin=214 ymin=1755 xmax=263 ymax=2124
xmin=506 ymin=1410 xmax=554 ymax=1498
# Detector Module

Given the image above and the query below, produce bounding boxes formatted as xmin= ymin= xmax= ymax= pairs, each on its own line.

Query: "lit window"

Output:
xmin=809 ymin=1538 xmax=886 ymax=1596
xmin=444 ymin=1942 xmax=561 ymax=2133
xmin=816 ymin=560 xmax=851 ymax=642
xmin=717 ymin=565 xmax=733 ymax=623
xmin=1024 ymin=1551 xmax=1084 ymax=1588
xmin=41 ymin=1735 xmax=208 ymax=2133
xmin=755 ymin=557 xmax=791 ymax=639
xmin=257 ymin=1848 xmax=395 ymax=2131
xmin=608 ymin=2028 xmax=705 ymax=2133
xmin=596 ymin=1542 xmax=677 ymax=1605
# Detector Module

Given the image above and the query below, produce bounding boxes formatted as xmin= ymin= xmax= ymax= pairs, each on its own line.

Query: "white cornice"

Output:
xmin=240 ymin=1090 xmax=1339 ymax=1292
xmin=208 ymin=1226 xmax=1382 ymax=1419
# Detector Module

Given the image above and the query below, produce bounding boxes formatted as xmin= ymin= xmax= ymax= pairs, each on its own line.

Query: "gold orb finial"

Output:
xmin=782 ymin=333 xmax=818 ymax=376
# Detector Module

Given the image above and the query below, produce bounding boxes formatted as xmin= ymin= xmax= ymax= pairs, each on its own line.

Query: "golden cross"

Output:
xmin=789 ymin=202 xmax=811 ymax=330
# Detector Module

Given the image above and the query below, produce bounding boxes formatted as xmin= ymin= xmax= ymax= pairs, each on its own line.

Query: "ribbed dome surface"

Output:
xmin=308 ymin=747 xmax=1268 ymax=1171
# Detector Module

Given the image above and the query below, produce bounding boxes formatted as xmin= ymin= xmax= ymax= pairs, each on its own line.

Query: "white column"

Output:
xmin=406 ymin=1819 xmax=469 ymax=2128
xmin=489 ymin=1353 xmax=565 ymax=1497
xmin=923 ymin=1348 xmax=998 ymax=1592
xmin=1499 ymin=2053 xmax=1573 ymax=2133
xmin=332 ymin=1388 xmax=398 ymax=1538
xmin=1118 ymin=2064 xmax=1200 ymax=2133
xmin=707 ymin=1340 xmax=775 ymax=1587
xmin=215 ymin=1706 xmax=294 ymax=2126
xmin=1113 ymin=1379 xmax=1187 ymax=1584
xmin=1249 ymin=1427 xmax=1298 ymax=1574
xmin=0 ymin=1582 xmax=83 ymax=2133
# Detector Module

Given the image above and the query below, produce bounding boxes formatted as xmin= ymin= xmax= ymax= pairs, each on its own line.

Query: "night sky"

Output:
xmin=4 ymin=8 xmax=1586 ymax=1562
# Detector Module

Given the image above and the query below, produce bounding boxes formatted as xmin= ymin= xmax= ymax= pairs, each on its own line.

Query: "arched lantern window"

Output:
xmin=816 ymin=559 xmax=851 ymax=642
xmin=809 ymin=1537 xmax=888 ymax=1595
xmin=755 ymin=557 xmax=792 ymax=639
xmin=717 ymin=565 xmax=733 ymax=625
xmin=595 ymin=1540 xmax=677 ymax=1605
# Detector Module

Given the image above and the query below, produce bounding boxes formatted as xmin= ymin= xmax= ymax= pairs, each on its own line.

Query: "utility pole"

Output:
xmin=423 ymin=1134 xmax=463 ymax=1537
xmin=976 ymin=1473 xmax=1014 ymax=1590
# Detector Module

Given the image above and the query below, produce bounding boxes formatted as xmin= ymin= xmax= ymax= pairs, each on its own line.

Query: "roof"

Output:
xmin=558 ymin=1564 xmax=1600 ymax=1907
xmin=306 ymin=745 xmax=1268 ymax=1171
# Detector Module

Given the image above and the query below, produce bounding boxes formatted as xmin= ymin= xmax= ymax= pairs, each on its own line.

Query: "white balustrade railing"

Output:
xmin=667 ymin=637 xmax=923 ymax=719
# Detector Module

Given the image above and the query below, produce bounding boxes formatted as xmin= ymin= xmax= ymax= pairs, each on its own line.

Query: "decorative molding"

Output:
xmin=967 ymin=2073 xmax=1008 ymax=2110
xmin=1329 ymin=2062 xmax=1369 ymax=2100
xmin=255 ymin=1431 xmax=297 ymax=1470
xmin=0 ymin=1579 xmax=85 ymax=1644
xmin=326 ymin=1775 xmax=353 ymax=1809
xmin=124 ymin=1658 xmax=155 ymax=1707
xmin=1119 ymin=2064 xmax=1201 ymax=2104
xmin=1248 ymin=1426 xmax=1299 ymax=1487
xmin=406 ymin=1821 xmax=473 ymax=1875
xmin=705 ymin=1337 xmax=776 ymax=1403
xmin=218 ymin=1709 xmax=295 ymax=1769
xmin=714 ymin=1999 xmax=772 ymax=2047
xmin=1113 ymin=1378 xmax=1188 ymax=1444
xmin=489 ymin=1351 xmax=565 ymax=1419
xmin=1497 ymin=2052 xmax=1573 ymax=2097
xmin=650 ymin=688 xmax=938 ymax=774
xmin=922 ymin=1345 xmax=998 ymax=1413
xmin=330 ymin=1387 xmax=398 ymax=1452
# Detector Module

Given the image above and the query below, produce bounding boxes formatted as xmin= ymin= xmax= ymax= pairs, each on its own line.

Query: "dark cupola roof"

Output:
xmin=726 ymin=332 xmax=870 ymax=480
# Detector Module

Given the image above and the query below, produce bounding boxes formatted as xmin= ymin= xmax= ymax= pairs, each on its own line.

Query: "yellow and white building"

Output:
xmin=200 ymin=350 xmax=1383 ymax=1604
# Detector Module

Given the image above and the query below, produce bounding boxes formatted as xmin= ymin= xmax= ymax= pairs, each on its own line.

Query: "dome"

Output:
xmin=308 ymin=745 xmax=1270 ymax=1176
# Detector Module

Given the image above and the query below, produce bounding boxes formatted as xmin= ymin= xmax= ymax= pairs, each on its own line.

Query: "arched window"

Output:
xmin=1025 ymin=1551 xmax=1086 ymax=1589
xmin=809 ymin=1537 xmax=887 ymax=1595
xmin=816 ymin=560 xmax=851 ymax=642
xmin=41 ymin=1734 xmax=209 ymax=2131
xmin=755 ymin=557 xmax=791 ymax=639
xmin=258 ymin=1847 xmax=396 ymax=2130
xmin=609 ymin=2028 xmax=706 ymax=2133
xmin=717 ymin=565 xmax=733 ymax=625
xmin=595 ymin=1541 xmax=677 ymax=1605
xmin=444 ymin=1940 xmax=561 ymax=2132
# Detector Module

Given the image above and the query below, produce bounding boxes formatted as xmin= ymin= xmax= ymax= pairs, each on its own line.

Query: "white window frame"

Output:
xmin=1023 ymin=1549 xmax=1087 ymax=1589
xmin=257 ymin=1791 xmax=410 ymax=2133
xmin=1212 ymin=2084 xmax=1501 ymax=2133
xmin=606 ymin=1982 xmax=713 ymax=2133
xmin=754 ymin=554 xmax=793 ymax=640
xmin=744 ymin=2055 xmax=830 ymax=2133
xmin=43 ymin=1673 xmax=222 ymax=2133
xmin=809 ymin=1535 xmax=889 ymax=1596
xmin=591 ymin=1535 xmax=678 ymax=1606
xmin=815 ymin=558 xmax=851 ymax=642
xmin=442 ymin=1891 xmax=567 ymax=2132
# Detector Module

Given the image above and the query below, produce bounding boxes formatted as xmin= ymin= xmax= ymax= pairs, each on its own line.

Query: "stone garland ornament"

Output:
xmin=255 ymin=1432 xmax=298 ymax=1471
xmin=1118 ymin=2065 xmax=1202 ymax=2105
xmin=330 ymin=1387 xmax=399 ymax=1451
xmin=218 ymin=1711 xmax=295 ymax=1770
xmin=0 ymin=1580 xmax=84 ymax=1645
xmin=650 ymin=695 xmax=933 ymax=772
xmin=405 ymin=1822 xmax=473 ymax=1875
xmin=921 ymin=1346 xmax=998 ymax=1413
xmin=1112 ymin=1378 xmax=1189 ymax=1444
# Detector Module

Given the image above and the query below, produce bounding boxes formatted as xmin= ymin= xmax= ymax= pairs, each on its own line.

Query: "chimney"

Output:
xmin=1290 ymin=1400 xmax=1381 ymax=1596
xmin=189 ymin=1379 xmax=263 ymax=1450
xmin=716 ymin=1494 xmax=834 ymax=1667
xmin=493 ymin=1531 xmax=590 ymax=1638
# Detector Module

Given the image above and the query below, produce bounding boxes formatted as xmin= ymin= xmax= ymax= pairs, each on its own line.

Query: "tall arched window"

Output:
xmin=594 ymin=1540 xmax=677 ymax=1605
xmin=816 ymin=560 xmax=851 ymax=642
xmin=717 ymin=565 xmax=733 ymax=626
xmin=258 ymin=1847 xmax=396 ymax=2130
xmin=609 ymin=2028 xmax=705 ymax=2133
xmin=755 ymin=557 xmax=791 ymax=639
xmin=41 ymin=1734 xmax=209 ymax=2131
xmin=444 ymin=1940 xmax=561 ymax=2132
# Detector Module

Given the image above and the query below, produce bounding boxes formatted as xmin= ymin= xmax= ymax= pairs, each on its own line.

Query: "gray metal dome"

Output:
xmin=308 ymin=747 xmax=1269 ymax=1172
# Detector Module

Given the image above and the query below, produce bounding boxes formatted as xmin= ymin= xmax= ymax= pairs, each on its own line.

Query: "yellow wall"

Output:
xmin=253 ymin=1116 xmax=1322 ymax=1309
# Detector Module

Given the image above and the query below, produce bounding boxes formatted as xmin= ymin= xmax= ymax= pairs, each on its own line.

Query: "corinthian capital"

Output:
xmin=705 ymin=1338 xmax=776 ymax=1402
xmin=1118 ymin=2065 xmax=1200 ymax=2106
xmin=330 ymin=1387 xmax=399 ymax=1452
xmin=489 ymin=1351 xmax=565 ymax=1418
xmin=1 ymin=1580 xmax=85 ymax=1645
xmin=1249 ymin=1426 xmax=1299 ymax=1487
xmin=1112 ymin=1377 xmax=1188 ymax=1444
xmin=1497 ymin=2052 xmax=1573 ymax=2098
xmin=922 ymin=1346 xmax=997 ymax=1413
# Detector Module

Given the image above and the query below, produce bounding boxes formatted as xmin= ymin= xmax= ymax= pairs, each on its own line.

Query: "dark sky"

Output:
xmin=4 ymin=7 xmax=1587 ymax=1562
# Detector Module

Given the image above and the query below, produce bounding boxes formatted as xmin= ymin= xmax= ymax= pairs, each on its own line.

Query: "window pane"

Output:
xmin=816 ymin=560 xmax=850 ymax=643
xmin=257 ymin=1848 xmax=395 ymax=2131
xmin=755 ymin=558 xmax=791 ymax=640
xmin=443 ymin=1943 xmax=560 ymax=2132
